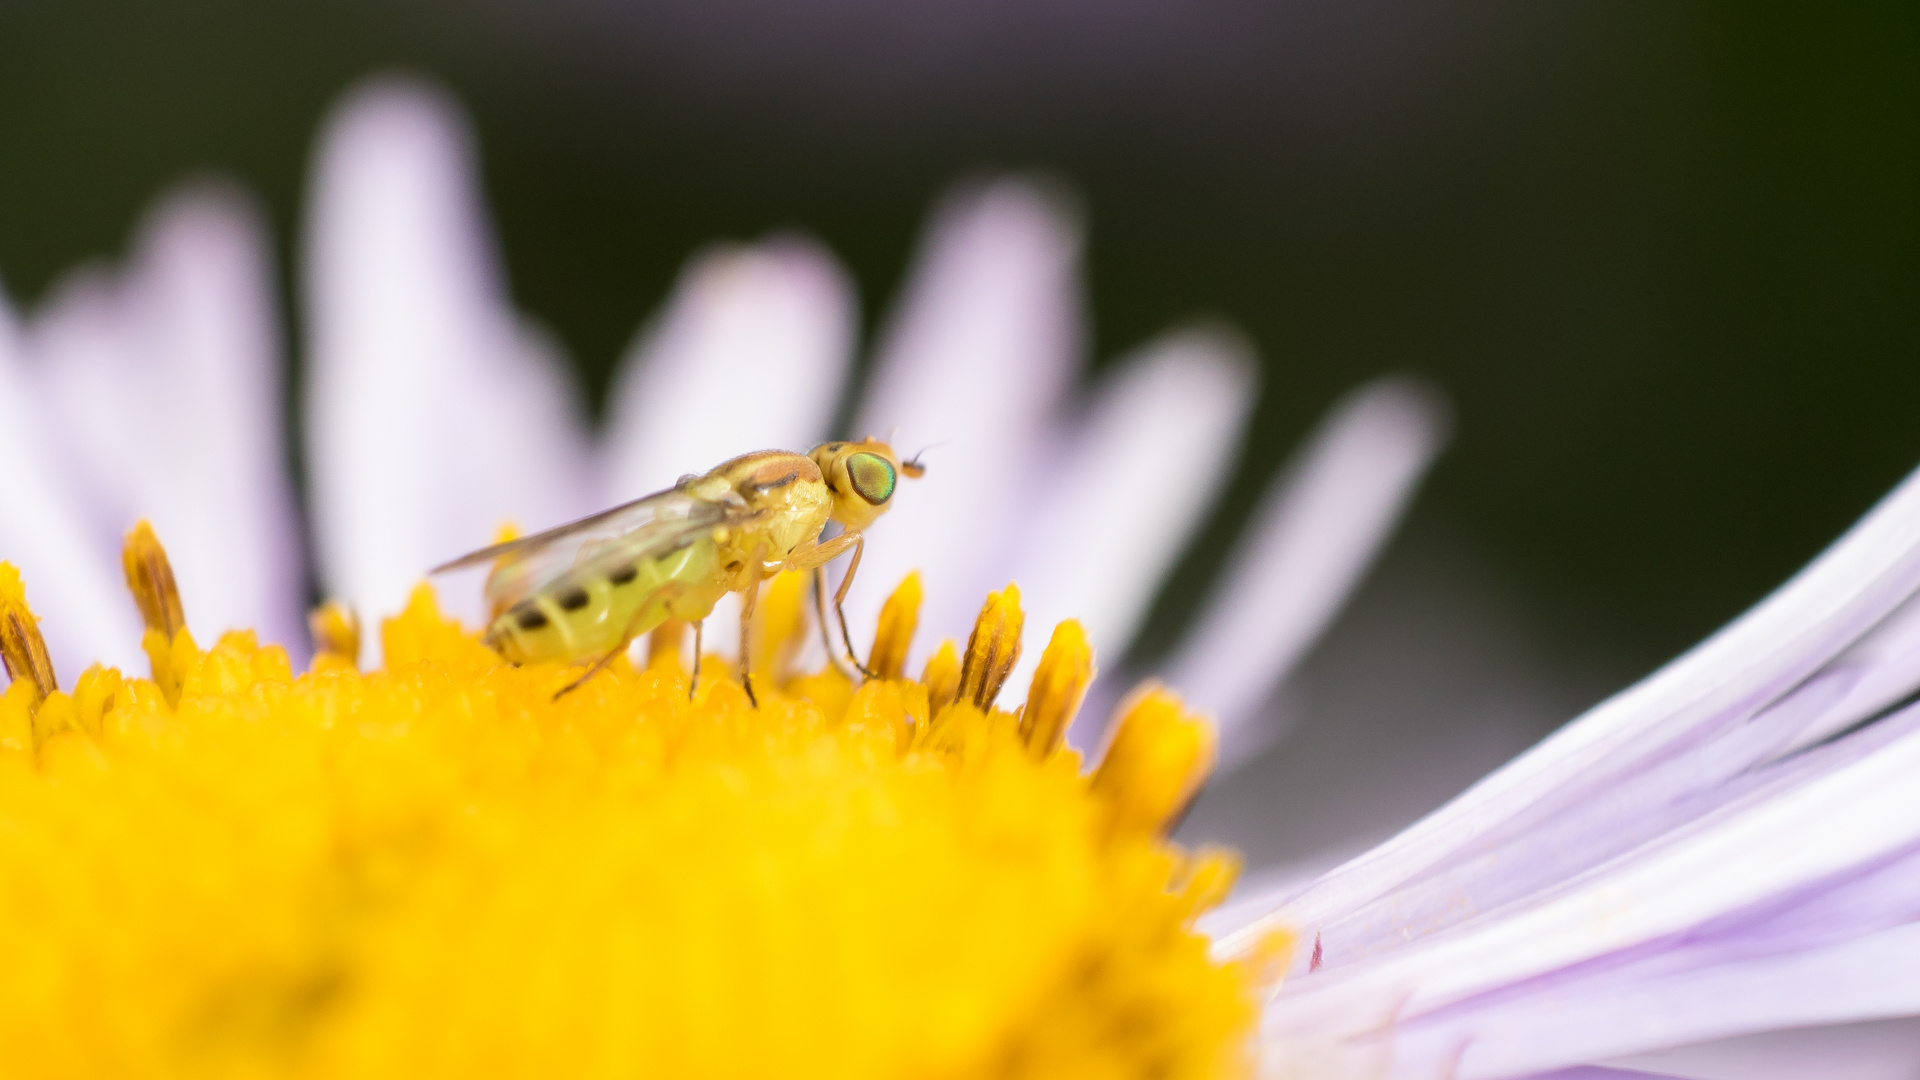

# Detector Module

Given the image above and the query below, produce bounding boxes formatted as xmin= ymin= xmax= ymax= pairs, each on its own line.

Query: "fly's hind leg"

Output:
xmin=554 ymin=602 xmax=660 ymax=701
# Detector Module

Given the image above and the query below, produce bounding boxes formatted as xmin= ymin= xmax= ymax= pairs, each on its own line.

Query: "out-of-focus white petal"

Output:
xmin=304 ymin=78 xmax=589 ymax=650
xmin=601 ymin=236 xmax=856 ymax=501
xmin=0 ymin=292 xmax=139 ymax=674
xmin=1003 ymin=326 xmax=1256 ymax=706
xmin=845 ymin=178 xmax=1085 ymax=666
xmin=1164 ymin=377 xmax=1449 ymax=767
xmin=27 ymin=186 xmax=304 ymax=653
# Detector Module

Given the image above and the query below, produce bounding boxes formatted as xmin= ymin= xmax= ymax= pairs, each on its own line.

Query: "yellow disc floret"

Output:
xmin=0 ymin=529 xmax=1284 ymax=1079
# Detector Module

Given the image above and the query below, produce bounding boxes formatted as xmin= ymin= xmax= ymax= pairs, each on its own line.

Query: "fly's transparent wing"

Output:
xmin=432 ymin=484 xmax=744 ymax=614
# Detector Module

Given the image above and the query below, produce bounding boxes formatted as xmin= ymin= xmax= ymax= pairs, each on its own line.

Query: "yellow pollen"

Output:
xmin=308 ymin=600 xmax=362 ymax=670
xmin=121 ymin=520 xmax=187 ymax=638
xmin=867 ymin=570 xmax=922 ymax=680
xmin=0 ymin=534 xmax=1283 ymax=1078
xmin=957 ymin=582 xmax=1024 ymax=711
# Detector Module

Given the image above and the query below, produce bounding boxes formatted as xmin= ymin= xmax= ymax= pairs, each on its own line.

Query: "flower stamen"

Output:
xmin=867 ymin=571 xmax=922 ymax=680
xmin=121 ymin=520 xmax=186 ymax=638
xmin=957 ymin=583 xmax=1023 ymax=711
xmin=1020 ymin=618 xmax=1094 ymax=758
xmin=1091 ymin=683 xmax=1217 ymax=838
xmin=923 ymin=639 xmax=961 ymax=716
xmin=309 ymin=600 xmax=361 ymax=669
xmin=0 ymin=562 xmax=58 ymax=705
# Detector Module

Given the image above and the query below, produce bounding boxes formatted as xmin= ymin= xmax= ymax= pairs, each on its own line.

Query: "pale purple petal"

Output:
xmin=304 ymin=78 xmax=589 ymax=647
xmin=1607 ymin=1017 xmax=1920 ymax=1080
xmin=843 ymin=178 xmax=1085 ymax=664
xmin=601 ymin=236 xmax=856 ymax=501
xmin=27 ymin=186 xmax=304 ymax=653
xmin=1260 ymin=460 xmax=1920 ymax=942
xmin=1165 ymin=377 xmax=1449 ymax=767
xmin=0 ymin=292 xmax=140 ymax=674
xmin=1002 ymin=326 xmax=1255 ymax=705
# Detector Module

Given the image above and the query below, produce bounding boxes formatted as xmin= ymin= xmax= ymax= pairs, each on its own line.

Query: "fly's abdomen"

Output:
xmin=487 ymin=537 xmax=722 ymax=665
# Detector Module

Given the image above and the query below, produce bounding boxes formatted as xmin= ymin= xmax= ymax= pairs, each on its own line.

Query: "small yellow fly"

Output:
xmin=432 ymin=438 xmax=925 ymax=704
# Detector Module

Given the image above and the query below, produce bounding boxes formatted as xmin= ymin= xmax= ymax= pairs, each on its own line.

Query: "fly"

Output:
xmin=431 ymin=439 xmax=925 ymax=705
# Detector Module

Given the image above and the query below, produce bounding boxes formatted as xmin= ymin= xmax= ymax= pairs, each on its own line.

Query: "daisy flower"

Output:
xmin=11 ymin=71 xmax=1912 ymax=1079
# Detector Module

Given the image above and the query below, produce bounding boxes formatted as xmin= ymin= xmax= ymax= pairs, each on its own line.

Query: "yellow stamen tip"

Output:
xmin=0 ymin=562 xmax=58 ymax=703
xmin=1092 ymin=683 xmax=1218 ymax=838
xmin=308 ymin=600 xmax=362 ymax=670
xmin=1020 ymin=618 xmax=1095 ymax=758
xmin=957 ymin=582 xmax=1023 ymax=712
xmin=921 ymin=638 xmax=961 ymax=717
xmin=867 ymin=571 xmax=923 ymax=680
xmin=121 ymin=520 xmax=187 ymax=638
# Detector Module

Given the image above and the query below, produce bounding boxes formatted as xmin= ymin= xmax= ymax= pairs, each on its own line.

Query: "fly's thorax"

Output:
xmin=707 ymin=451 xmax=832 ymax=572
xmin=486 ymin=536 xmax=722 ymax=665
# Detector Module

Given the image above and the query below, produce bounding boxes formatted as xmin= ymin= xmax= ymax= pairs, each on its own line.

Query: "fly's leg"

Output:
xmin=830 ymin=534 xmax=876 ymax=680
xmin=554 ymin=600 xmax=660 ymax=701
xmin=689 ymin=619 xmax=704 ymax=700
xmin=814 ymin=568 xmax=861 ymax=682
xmin=788 ymin=531 xmax=872 ymax=680
xmin=738 ymin=573 xmax=762 ymax=709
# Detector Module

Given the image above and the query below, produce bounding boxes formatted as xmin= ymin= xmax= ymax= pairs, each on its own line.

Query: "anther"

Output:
xmin=921 ymin=640 xmax=961 ymax=717
xmin=1019 ymin=619 xmax=1094 ymax=758
xmin=121 ymin=521 xmax=187 ymax=638
xmin=956 ymin=583 xmax=1023 ymax=712
xmin=1090 ymin=683 xmax=1216 ymax=838
xmin=309 ymin=601 xmax=361 ymax=669
xmin=867 ymin=572 xmax=922 ymax=681
xmin=0 ymin=563 xmax=59 ymax=705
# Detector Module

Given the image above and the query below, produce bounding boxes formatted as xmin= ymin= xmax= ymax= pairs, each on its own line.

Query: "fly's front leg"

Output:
xmin=738 ymin=572 xmax=762 ymax=709
xmin=830 ymin=534 xmax=876 ymax=680
xmin=814 ymin=569 xmax=861 ymax=682
xmin=788 ymin=531 xmax=873 ymax=681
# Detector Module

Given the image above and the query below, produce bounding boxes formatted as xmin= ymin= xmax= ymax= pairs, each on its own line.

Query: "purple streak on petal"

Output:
xmin=27 ymin=187 xmax=305 ymax=655
xmin=1163 ymin=376 xmax=1449 ymax=768
xmin=1254 ymin=461 xmax=1920 ymax=949
xmin=845 ymin=178 xmax=1085 ymax=667
xmin=0 ymin=292 xmax=139 ymax=674
xmin=304 ymin=78 xmax=590 ymax=648
xmin=1003 ymin=325 xmax=1255 ymax=711
xmin=601 ymin=237 xmax=856 ymax=501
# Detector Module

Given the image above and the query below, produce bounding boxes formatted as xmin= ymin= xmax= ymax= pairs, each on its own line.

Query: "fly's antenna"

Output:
xmin=901 ymin=441 xmax=947 ymax=479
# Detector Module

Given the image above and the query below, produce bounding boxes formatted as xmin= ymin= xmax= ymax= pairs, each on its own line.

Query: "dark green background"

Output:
xmin=3 ymin=0 xmax=1915 ymax=683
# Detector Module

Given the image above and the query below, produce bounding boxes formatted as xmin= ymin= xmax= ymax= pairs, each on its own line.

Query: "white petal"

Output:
xmin=844 ymin=178 xmax=1085 ymax=665
xmin=0 ymin=291 xmax=139 ymax=675
xmin=1261 ymin=458 xmax=1920 ymax=940
xmin=1164 ymin=377 xmax=1449 ymax=767
xmin=303 ymin=78 xmax=589 ymax=651
xmin=1606 ymin=1017 xmax=1920 ymax=1080
xmin=28 ymin=186 xmax=305 ymax=653
xmin=1002 ymin=325 xmax=1256 ymax=708
xmin=601 ymin=236 xmax=856 ymax=501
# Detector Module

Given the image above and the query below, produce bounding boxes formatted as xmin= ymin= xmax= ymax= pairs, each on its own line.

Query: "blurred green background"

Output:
xmin=2 ymin=0 xmax=1915 ymax=692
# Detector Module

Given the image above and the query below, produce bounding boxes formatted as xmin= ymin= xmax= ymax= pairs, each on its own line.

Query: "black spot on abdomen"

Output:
xmin=608 ymin=564 xmax=638 ymax=586
xmin=515 ymin=605 xmax=550 ymax=631
xmin=557 ymin=586 xmax=591 ymax=611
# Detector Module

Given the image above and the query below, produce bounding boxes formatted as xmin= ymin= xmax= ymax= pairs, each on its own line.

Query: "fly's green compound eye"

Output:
xmin=845 ymin=452 xmax=897 ymax=505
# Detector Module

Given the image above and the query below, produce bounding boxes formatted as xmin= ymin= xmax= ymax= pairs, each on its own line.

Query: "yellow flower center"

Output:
xmin=0 ymin=524 xmax=1286 ymax=1078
